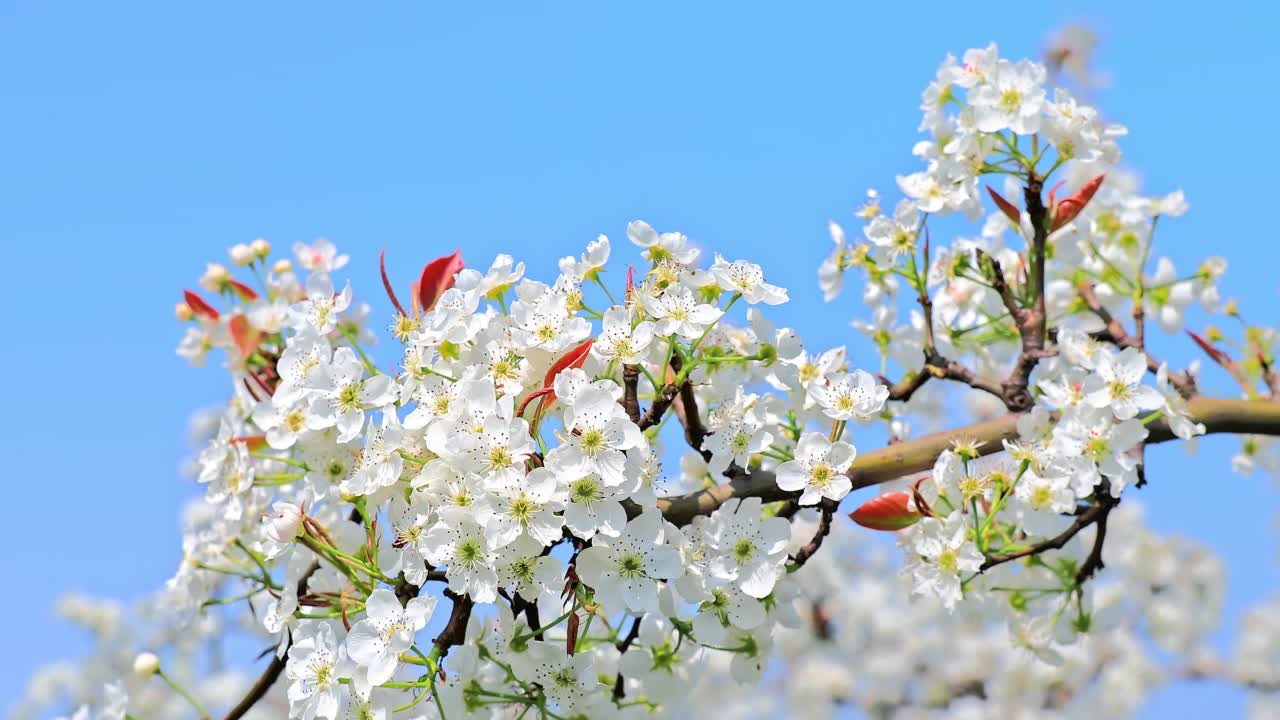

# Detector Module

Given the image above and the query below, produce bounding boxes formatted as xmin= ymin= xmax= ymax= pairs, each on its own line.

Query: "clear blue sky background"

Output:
xmin=2 ymin=2 xmax=1277 ymax=717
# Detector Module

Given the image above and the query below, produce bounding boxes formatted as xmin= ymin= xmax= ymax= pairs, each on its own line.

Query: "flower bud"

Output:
xmin=272 ymin=259 xmax=293 ymax=275
xmin=229 ymin=243 xmax=255 ymax=267
xmin=175 ymin=302 xmax=193 ymax=321
xmin=251 ymin=237 xmax=272 ymax=258
xmin=133 ymin=652 xmax=160 ymax=678
xmin=200 ymin=263 xmax=231 ymax=292
xmin=264 ymin=502 xmax=303 ymax=545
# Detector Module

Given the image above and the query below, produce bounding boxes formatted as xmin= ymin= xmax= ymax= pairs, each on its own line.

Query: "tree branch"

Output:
xmin=672 ymin=377 xmax=711 ymax=459
xmin=789 ymin=499 xmax=837 ymax=569
xmin=1078 ymin=281 xmax=1197 ymax=397
xmin=222 ymin=562 xmax=320 ymax=720
xmin=433 ymin=590 xmax=474 ymax=658
xmin=622 ymin=365 xmax=641 ymax=424
xmin=638 ymin=355 xmax=682 ymax=431
xmin=654 ymin=397 xmax=1280 ymax=526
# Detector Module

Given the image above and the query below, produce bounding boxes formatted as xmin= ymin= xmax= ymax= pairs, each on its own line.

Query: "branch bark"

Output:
xmin=654 ymin=397 xmax=1280 ymax=526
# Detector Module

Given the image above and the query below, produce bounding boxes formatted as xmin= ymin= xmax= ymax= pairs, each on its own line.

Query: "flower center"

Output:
xmin=580 ymin=429 xmax=605 ymax=455
xmin=618 ymin=553 xmax=645 ymax=578
xmin=810 ymin=463 xmax=834 ymax=488
xmin=336 ymin=383 xmax=362 ymax=412
xmin=570 ymin=477 xmax=602 ymax=506
xmin=457 ymin=538 xmax=484 ymax=567
xmin=937 ymin=547 xmax=959 ymax=574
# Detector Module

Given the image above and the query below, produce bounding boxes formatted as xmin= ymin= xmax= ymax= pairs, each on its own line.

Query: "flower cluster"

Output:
xmin=22 ymin=43 xmax=1280 ymax=720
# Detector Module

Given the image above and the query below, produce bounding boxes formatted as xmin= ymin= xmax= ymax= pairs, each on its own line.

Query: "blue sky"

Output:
xmin=2 ymin=2 xmax=1277 ymax=716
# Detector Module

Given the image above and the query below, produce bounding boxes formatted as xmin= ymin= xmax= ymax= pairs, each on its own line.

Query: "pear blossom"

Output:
xmin=346 ymin=589 xmax=437 ymax=686
xmin=289 ymin=272 xmax=352 ymax=334
xmin=908 ymin=513 xmax=984 ymax=610
xmin=640 ymin=283 xmax=724 ymax=339
xmin=577 ymin=509 xmax=682 ymax=614
xmin=286 ymin=621 xmax=352 ymax=720
xmin=593 ymin=306 xmax=655 ymax=365
xmin=709 ymin=255 xmax=788 ymax=305
xmin=305 ymin=347 xmax=397 ymax=442
xmin=808 ymin=369 xmax=889 ymax=421
xmin=1085 ymin=347 xmax=1162 ymax=419
xmin=423 ymin=506 xmax=501 ymax=602
xmin=775 ymin=433 xmax=857 ymax=505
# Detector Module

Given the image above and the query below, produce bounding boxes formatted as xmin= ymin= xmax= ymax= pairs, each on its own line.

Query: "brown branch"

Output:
xmin=654 ymin=397 xmax=1280 ymax=527
xmin=638 ymin=355 xmax=682 ymax=431
xmin=884 ymin=350 xmax=1005 ymax=404
xmin=223 ymin=562 xmax=320 ymax=720
xmin=993 ymin=178 xmax=1050 ymax=412
xmin=975 ymin=248 xmax=1024 ymax=326
xmin=621 ymin=365 xmax=641 ymax=424
xmin=789 ymin=499 xmax=837 ymax=569
xmin=223 ymin=654 xmax=284 ymax=720
xmin=1078 ymin=281 xmax=1197 ymax=398
xmin=612 ymin=617 xmax=644 ymax=700
xmin=1075 ymin=496 xmax=1115 ymax=584
xmin=885 ymin=368 xmax=931 ymax=401
xmin=979 ymin=500 xmax=1108 ymax=571
xmin=433 ymin=590 xmax=474 ymax=658
xmin=672 ymin=378 xmax=712 ymax=459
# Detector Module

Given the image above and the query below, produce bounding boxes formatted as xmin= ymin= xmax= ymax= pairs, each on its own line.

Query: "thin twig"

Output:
xmin=789 ymin=499 xmax=837 ymax=569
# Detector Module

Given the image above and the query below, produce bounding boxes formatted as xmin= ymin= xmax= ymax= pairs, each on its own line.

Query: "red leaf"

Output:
xmin=417 ymin=249 xmax=464 ymax=314
xmin=380 ymin=247 xmax=408 ymax=317
xmin=544 ymin=337 xmax=594 ymax=388
xmin=229 ymin=315 xmax=263 ymax=360
xmin=1051 ymin=174 xmax=1105 ymax=231
xmin=230 ymin=434 xmax=268 ymax=452
xmin=183 ymin=290 xmax=220 ymax=321
xmin=516 ymin=387 xmax=554 ymax=419
xmin=227 ymin=279 xmax=259 ymax=302
xmin=521 ymin=338 xmax=594 ymax=421
xmin=1186 ymin=329 xmax=1232 ymax=367
xmin=1046 ymin=179 xmax=1067 ymax=207
xmin=986 ymin=185 xmax=1022 ymax=226
xmin=849 ymin=492 xmax=922 ymax=531
xmin=565 ymin=612 xmax=580 ymax=656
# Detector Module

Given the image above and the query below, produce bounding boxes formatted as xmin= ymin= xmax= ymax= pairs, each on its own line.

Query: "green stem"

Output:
xmin=156 ymin=669 xmax=212 ymax=720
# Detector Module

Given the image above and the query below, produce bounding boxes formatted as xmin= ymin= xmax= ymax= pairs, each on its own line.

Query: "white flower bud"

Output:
xmin=229 ymin=243 xmax=255 ymax=267
xmin=272 ymin=258 xmax=293 ymax=274
xmin=251 ymin=237 xmax=272 ymax=258
xmin=264 ymin=502 xmax=303 ymax=545
xmin=133 ymin=652 xmax=160 ymax=678
xmin=200 ymin=262 xmax=231 ymax=291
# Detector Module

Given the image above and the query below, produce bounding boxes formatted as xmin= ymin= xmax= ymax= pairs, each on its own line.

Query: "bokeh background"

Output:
xmin=2 ymin=2 xmax=1277 ymax=717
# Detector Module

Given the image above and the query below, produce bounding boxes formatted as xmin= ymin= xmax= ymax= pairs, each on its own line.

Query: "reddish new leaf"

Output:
xmin=227 ymin=279 xmax=260 ymax=302
xmin=1187 ymin=329 xmax=1233 ymax=367
xmin=519 ymin=338 xmax=595 ymax=421
xmin=183 ymin=290 xmax=220 ymax=321
xmin=1046 ymin=179 xmax=1067 ymax=207
xmin=544 ymin=337 xmax=594 ymax=388
xmin=849 ymin=491 xmax=922 ymax=531
xmin=1051 ymin=174 xmax=1105 ymax=231
xmin=565 ymin=612 xmax=580 ymax=656
xmin=380 ymin=247 xmax=408 ymax=317
xmin=986 ymin=185 xmax=1022 ymax=226
xmin=417 ymin=249 xmax=464 ymax=314
xmin=516 ymin=387 xmax=554 ymax=420
xmin=229 ymin=315 xmax=263 ymax=360
xmin=230 ymin=434 xmax=268 ymax=452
